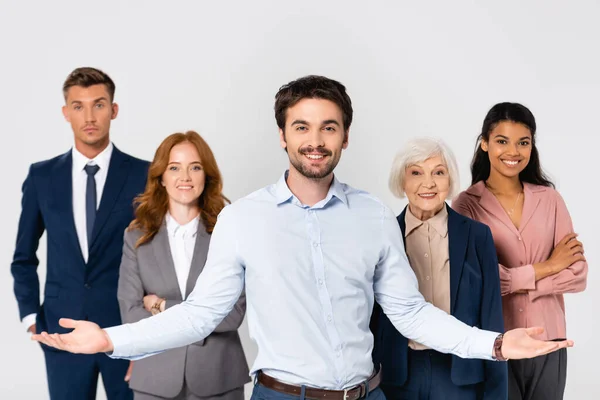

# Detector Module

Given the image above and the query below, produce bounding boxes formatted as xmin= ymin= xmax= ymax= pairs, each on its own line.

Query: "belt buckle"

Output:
xmin=343 ymin=388 xmax=350 ymax=400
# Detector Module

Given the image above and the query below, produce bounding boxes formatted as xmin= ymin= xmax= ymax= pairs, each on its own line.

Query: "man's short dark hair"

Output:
xmin=274 ymin=75 xmax=353 ymax=132
xmin=63 ymin=67 xmax=116 ymax=102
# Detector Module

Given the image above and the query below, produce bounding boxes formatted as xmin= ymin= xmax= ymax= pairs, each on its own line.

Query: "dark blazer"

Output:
xmin=118 ymin=222 xmax=250 ymax=398
xmin=371 ymin=204 xmax=507 ymax=399
xmin=11 ymin=146 xmax=149 ymax=335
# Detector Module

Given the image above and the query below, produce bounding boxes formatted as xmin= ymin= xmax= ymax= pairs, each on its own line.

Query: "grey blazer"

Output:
xmin=117 ymin=221 xmax=250 ymax=398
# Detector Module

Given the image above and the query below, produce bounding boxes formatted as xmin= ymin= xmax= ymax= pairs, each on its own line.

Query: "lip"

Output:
xmin=501 ymin=159 xmax=521 ymax=168
xmin=304 ymin=153 xmax=328 ymax=162
xmin=418 ymin=193 xmax=437 ymax=199
xmin=176 ymin=186 xmax=194 ymax=190
xmin=83 ymin=127 xmax=98 ymax=133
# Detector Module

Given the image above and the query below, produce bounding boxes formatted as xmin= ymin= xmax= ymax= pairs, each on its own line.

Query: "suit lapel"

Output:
xmin=397 ymin=207 xmax=407 ymax=247
xmin=447 ymin=205 xmax=468 ymax=314
xmin=90 ymin=147 xmax=130 ymax=246
xmin=52 ymin=151 xmax=85 ymax=264
xmin=152 ymin=224 xmax=182 ymax=301
xmin=184 ymin=222 xmax=210 ymax=298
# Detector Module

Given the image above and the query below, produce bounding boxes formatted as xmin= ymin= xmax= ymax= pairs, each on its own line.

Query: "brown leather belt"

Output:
xmin=257 ymin=368 xmax=382 ymax=400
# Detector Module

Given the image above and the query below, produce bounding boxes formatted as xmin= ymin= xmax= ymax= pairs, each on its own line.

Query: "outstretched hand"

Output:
xmin=502 ymin=327 xmax=573 ymax=360
xmin=31 ymin=318 xmax=114 ymax=354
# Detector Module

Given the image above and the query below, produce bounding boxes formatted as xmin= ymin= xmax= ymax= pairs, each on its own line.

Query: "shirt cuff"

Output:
xmin=510 ymin=264 xmax=536 ymax=293
xmin=470 ymin=328 xmax=500 ymax=360
xmin=22 ymin=313 xmax=37 ymax=333
xmin=104 ymin=325 xmax=134 ymax=358
xmin=529 ymin=277 xmax=554 ymax=301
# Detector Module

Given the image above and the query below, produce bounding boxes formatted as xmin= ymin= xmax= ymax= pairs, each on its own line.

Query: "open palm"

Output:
xmin=31 ymin=318 xmax=114 ymax=354
xmin=502 ymin=327 xmax=573 ymax=359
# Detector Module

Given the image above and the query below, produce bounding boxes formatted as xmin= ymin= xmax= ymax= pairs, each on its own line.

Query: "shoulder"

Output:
xmin=29 ymin=151 xmax=70 ymax=175
xmin=123 ymin=226 xmax=145 ymax=245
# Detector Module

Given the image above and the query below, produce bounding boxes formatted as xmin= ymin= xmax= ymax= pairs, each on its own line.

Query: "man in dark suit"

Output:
xmin=11 ymin=67 xmax=149 ymax=399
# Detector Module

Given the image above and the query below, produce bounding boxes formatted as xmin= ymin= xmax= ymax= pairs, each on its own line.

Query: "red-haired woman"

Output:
xmin=118 ymin=131 xmax=249 ymax=400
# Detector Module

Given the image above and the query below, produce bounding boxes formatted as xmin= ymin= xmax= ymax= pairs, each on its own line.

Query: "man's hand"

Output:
xmin=31 ymin=318 xmax=114 ymax=354
xmin=27 ymin=324 xmax=36 ymax=334
xmin=501 ymin=327 xmax=573 ymax=360
xmin=124 ymin=361 xmax=134 ymax=382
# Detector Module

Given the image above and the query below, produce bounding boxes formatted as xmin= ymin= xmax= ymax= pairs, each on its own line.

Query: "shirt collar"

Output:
xmin=72 ymin=142 xmax=114 ymax=173
xmin=404 ymin=204 xmax=448 ymax=238
xmin=274 ymin=170 xmax=348 ymax=208
xmin=165 ymin=212 xmax=199 ymax=238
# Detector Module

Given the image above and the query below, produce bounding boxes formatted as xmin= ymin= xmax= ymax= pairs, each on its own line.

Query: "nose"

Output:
xmin=422 ymin=177 xmax=436 ymax=190
xmin=308 ymin=129 xmax=325 ymax=148
xmin=507 ymin=142 xmax=520 ymax=156
xmin=84 ymin=106 xmax=96 ymax=123
xmin=180 ymin=168 xmax=191 ymax=181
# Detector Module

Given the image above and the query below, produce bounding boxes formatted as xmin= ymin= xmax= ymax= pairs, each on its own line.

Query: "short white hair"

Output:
xmin=388 ymin=137 xmax=460 ymax=199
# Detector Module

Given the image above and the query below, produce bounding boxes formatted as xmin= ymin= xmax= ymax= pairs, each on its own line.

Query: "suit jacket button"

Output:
xmin=84 ymin=283 xmax=91 ymax=289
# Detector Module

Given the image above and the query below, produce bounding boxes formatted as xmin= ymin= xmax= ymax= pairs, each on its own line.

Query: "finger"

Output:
xmin=59 ymin=318 xmax=78 ymax=329
xmin=569 ymin=244 xmax=583 ymax=252
xmin=53 ymin=334 xmax=71 ymax=353
xmin=567 ymin=240 xmax=583 ymax=250
xmin=560 ymin=233 xmax=578 ymax=245
xmin=534 ymin=341 xmax=559 ymax=356
xmin=525 ymin=326 xmax=545 ymax=337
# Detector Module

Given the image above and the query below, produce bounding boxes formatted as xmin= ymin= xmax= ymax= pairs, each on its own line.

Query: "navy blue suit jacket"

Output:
xmin=11 ymin=146 xmax=149 ymax=337
xmin=371 ymin=204 xmax=507 ymax=399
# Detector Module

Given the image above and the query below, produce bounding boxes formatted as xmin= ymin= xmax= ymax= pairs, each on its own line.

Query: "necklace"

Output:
xmin=485 ymin=180 xmax=522 ymax=216
xmin=506 ymin=191 xmax=521 ymax=216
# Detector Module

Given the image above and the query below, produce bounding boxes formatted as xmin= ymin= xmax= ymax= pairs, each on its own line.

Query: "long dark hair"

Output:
xmin=470 ymin=102 xmax=554 ymax=187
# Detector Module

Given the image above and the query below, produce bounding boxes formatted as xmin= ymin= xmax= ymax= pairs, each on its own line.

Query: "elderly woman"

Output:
xmin=370 ymin=138 xmax=507 ymax=400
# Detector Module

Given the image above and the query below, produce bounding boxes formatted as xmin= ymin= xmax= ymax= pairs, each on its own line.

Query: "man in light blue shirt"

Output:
xmin=35 ymin=76 xmax=572 ymax=400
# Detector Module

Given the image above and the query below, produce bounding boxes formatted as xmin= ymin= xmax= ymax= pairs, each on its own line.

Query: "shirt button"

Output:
xmin=318 ymin=279 xmax=323 ymax=285
xmin=313 ymin=242 xmax=319 ymax=247
xmin=327 ymin=315 xmax=332 ymax=322
xmin=518 ymin=237 xmax=522 ymax=241
xmin=426 ymin=276 xmax=430 ymax=281
xmin=519 ymin=308 xmax=523 ymax=312
xmin=424 ymin=253 xmax=429 ymax=258
xmin=336 ymin=351 xmax=341 ymax=357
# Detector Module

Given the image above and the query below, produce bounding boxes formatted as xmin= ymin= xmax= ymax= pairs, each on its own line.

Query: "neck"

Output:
xmin=168 ymin=203 xmax=200 ymax=225
xmin=286 ymin=166 xmax=333 ymax=207
xmin=409 ymin=203 xmax=444 ymax=221
xmin=75 ymin=138 xmax=110 ymax=159
xmin=485 ymin=170 xmax=522 ymax=195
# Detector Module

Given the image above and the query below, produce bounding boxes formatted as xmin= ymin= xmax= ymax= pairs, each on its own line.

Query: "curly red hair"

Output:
xmin=129 ymin=131 xmax=229 ymax=247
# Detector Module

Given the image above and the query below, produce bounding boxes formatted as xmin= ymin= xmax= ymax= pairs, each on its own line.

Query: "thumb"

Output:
xmin=524 ymin=326 xmax=545 ymax=337
xmin=58 ymin=318 xmax=79 ymax=329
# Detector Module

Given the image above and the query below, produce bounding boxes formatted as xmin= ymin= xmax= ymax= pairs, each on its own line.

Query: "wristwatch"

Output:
xmin=493 ymin=333 xmax=508 ymax=361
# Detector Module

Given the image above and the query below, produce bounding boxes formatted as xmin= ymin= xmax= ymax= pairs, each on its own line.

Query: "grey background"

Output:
xmin=1 ymin=1 xmax=597 ymax=398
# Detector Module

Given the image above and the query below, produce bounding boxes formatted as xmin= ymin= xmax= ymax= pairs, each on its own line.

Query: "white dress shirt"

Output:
xmin=22 ymin=143 xmax=113 ymax=332
xmin=165 ymin=213 xmax=199 ymax=299
xmin=106 ymin=172 xmax=498 ymax=389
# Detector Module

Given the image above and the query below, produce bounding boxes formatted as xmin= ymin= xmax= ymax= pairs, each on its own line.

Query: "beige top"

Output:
xmin=404 ymin=206 xmax=451 ymax=350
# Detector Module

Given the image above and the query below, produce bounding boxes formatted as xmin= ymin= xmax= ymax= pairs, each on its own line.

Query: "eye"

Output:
xmin=95 ymin=103 xmax=104 ymax=109
xmin=434 ymin=170 xmax=446 ymax=175
xmin=410 ymin=170 xmax=420 ymax=176
xmin=169 ymin=166 xmax=178 ymax=171
xmin=323 ymin=126 xmax=336 ymax=132
xmin=296 ymin=126 xmax=307 ymax=131
xmin=496 ymin=139 xmax=507 ymax=145
xmin=519 ymin=140 xmax=530 ymax=146
xmin=192 ymin=165 xmax=203 ymax=171
xmin=74 ymin=105 xmax=82 ymax=110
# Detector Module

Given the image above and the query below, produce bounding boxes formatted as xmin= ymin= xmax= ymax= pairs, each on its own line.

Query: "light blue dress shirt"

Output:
xmin=107 ymin=172 xmax=498 ymax=389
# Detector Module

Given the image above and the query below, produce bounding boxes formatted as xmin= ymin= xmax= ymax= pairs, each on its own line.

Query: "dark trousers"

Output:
xmin=44 ymin=349 xmax=133 ymax=400
xmin=250 ymin=382 xmax=386 ymax=400
xmin=380 ymin=350 xmax=482 ymax=400
xmin=508 ymin=348 xmax=567 ymax=400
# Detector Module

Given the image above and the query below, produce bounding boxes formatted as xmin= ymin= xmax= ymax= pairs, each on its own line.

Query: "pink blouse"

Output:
xmin=452 ymin=181 xmax=587 ymax=340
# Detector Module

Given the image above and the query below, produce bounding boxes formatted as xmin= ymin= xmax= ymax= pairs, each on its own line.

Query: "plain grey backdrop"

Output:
xmin=1 ymin=1 xmax=597 ymax=398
